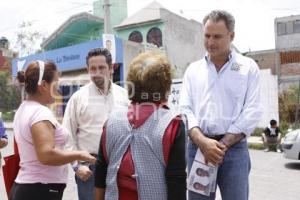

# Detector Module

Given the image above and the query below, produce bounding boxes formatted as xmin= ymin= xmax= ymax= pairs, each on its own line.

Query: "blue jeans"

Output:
xmin=75 ymin=164 xmax=95 ymax=200
xmin=188 ymin=140 xmax=251 ymax=200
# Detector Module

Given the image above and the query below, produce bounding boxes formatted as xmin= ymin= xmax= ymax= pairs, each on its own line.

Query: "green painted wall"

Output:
xmin=93 ymin=0 xmax=127 ymax=34
xmin=45 ymin=1 xmax=166 ymax=50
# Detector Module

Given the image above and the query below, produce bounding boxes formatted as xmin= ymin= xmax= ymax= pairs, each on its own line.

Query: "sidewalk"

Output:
xmin=3 ymin=122 xmax=13 ymax=130
xmin=248 ymin=136 xmax=263 ymax=145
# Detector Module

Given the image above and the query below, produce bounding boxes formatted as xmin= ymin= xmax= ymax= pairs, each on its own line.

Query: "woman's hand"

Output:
xmin=0 ymin=138 xmax=8 ymax=149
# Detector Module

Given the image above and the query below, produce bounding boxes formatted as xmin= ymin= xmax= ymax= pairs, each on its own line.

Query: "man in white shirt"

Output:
xmin=180 ymin=10 xmax=262 ymax=200
xmin=63 ymin=48 xmax=128 ymax=200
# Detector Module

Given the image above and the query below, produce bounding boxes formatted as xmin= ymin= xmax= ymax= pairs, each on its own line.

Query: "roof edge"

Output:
xmin=41 ymin=12 xmax=103 ymax=48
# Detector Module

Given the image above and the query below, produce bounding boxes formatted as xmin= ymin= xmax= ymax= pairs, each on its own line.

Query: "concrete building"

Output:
xmin=115 ymin=1 xmax=205 ymax=77
xmin=38 ymin=1 xmax=205 ymax=79
xmin=246 ymin=14 xmax=300 ymax=89
xmin=244 ymin=14 xmax=300 ymax=126
xmin=275 ymin=14 xmax=300 ymax=50
xmin=274 ymin=14 xmax=300 ymax=88
xmin=246 ymin=49 xmax=276 ymax=74
xmin=12 ymin=0 xmax=207 ymax=119
xmin=0 ymin=37 xmax=17 ymax=73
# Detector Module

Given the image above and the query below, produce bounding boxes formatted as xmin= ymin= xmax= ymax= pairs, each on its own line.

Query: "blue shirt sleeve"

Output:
xmin=0 ymin=120 xmax=7 ymax=139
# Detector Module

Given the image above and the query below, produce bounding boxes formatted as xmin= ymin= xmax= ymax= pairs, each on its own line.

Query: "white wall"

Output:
xmin=258 ymin=69 xmax=279 ymax=127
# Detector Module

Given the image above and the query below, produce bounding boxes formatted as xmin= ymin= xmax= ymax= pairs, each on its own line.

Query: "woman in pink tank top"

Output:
xmin=9 ymin=60 xmax=96 ymax=200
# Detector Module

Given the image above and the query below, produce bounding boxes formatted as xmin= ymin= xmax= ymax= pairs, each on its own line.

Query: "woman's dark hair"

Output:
xmin=18 ymin=60 xmax=57 ymax=95
xmin=16 ymin=71 xmax=25 ymax=83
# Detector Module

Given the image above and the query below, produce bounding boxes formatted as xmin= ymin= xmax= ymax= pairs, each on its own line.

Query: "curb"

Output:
xmin=3 ymin=122 xmax=13 ymax=131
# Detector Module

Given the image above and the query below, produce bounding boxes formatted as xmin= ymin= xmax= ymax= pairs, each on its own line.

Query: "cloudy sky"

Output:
xmin=1 ymin=0 xmax=300 ymax=53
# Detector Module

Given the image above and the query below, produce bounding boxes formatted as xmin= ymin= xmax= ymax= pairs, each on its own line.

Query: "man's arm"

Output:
xmin=165 ymin=121 xmax=186 ymax=200
xmin=0 ymin=120 xmax=8 ymax=149
xmin=0 ymin=138 xmax=8 ymax=149
xmin=62 ymin=96 xmax=79 ymax=152
xmin=0 ymin=120 xmax=7 ymax=139
xmin=189 ymin=127 xmax=226 ymax=165
xmin=226 ymin=60 xmax=263 ymax=145
xmin=62 ymin=95 xmax=92 ymax=180
xmin=220 ymin=133 xmax=245 ymax=149
xmin=94 ymin=127 xmax=107 ymax=200
xmin=180 ymin=68 xmax=226 ymax=165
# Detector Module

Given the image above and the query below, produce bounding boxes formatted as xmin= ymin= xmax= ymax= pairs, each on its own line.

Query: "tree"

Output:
xmin=14 ymin=21 xmax=45 ymax=57
xmin=0 ymin=72 xmax=21 ymax=112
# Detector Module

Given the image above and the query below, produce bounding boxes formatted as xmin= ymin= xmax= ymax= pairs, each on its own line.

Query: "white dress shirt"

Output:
xmin=180 ymin=51 xmax=262 ymax=137
xmin=63 ymin=81 xmax=129 ymax=154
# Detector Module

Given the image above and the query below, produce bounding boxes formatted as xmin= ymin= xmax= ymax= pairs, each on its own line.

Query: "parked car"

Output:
xmin=281 ymin=129 xmax=300 ymax=160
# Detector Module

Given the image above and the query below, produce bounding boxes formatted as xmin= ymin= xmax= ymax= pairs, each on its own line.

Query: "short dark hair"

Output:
xmin=22 ymin=61 xmax=57 ymax=95
xmin=270 ymin=119 xmax=277 ymax=126
xmin=17 ymin=71 xmax=25 ymax=83
xmin=86 ymin=48 xmax=112 ymax=66
xmin=203 ymin=10 xmax=235 ymax=32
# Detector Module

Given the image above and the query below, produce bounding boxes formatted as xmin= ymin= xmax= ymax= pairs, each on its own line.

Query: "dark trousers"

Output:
xmin=9 ymin=182 xmax=66 ymax=200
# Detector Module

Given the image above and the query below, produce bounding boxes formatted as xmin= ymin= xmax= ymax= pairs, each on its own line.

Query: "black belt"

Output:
xmin=204 ymin=134 xmax=225 ymax=141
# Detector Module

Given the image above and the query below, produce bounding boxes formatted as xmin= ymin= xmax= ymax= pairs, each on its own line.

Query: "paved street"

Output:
xmin=249 ymin=150 xmax=300 ymax=200
xmin=1 ymin=131 xmax=300 ymax=200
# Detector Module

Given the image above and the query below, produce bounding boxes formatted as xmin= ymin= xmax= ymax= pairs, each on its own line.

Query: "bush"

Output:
xmin=0 ymin=72 xmax=21 ymax=112
xmin=252 ymin=127 xmax=264 ymax=137
xmin=248 ymin=143 xmax=264 ymax=150
xmin=278 ymin=85 xmax=300 ymax=135
xmin=279 ymin=120 xmax=289 ymax=137
xmin=2 ymin=111 xmax=15 ymax=122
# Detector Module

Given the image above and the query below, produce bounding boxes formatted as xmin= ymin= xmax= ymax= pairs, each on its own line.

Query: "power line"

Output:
xmin=0 ymin=2 xmax=93 ymax=34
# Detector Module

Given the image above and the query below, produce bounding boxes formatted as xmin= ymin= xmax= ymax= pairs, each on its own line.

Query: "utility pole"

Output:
xmin=103 ymin=0 xmax=111 ymax=34
xmin=295 ymin=80 xmax=300 ymax=127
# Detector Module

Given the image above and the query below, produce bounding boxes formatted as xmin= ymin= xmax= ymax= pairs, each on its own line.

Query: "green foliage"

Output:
xmin=278 ymin=85 xmax=300 ymax=135
xmin=279 ymin=120 xmax=289 ymax=137
xmin=0 ymin=71 xmax=21 ymax=112
xmin=248 ymin=143 xmax=264 ymax=150
xmin=279 ymin=85 xmax=298 ymax=123
xmin=2 ymin=111 xmax=15 ymax=122
xmin=252 ymin=127 xmax=265 ymax=137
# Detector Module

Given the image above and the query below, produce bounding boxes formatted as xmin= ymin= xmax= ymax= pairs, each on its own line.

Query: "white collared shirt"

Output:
xmin=63 ymin=81 xmax=129 ymax=154
xmin=180 ymin=51 xmax=262 ymax=137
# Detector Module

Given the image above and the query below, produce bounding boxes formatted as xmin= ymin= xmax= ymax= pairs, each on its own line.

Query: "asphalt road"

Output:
xmin=1 ymin=130 xmax=300 ymax=200
xmin=249 ymin=149 xmax=300 ymax=200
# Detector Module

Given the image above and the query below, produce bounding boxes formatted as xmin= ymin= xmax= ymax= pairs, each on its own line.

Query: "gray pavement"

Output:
xmin=249 ymin=150 xmax=300 ymax=200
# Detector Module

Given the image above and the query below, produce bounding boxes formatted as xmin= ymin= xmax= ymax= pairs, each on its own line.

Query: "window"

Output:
xmin=286 ymin=21 xmax=294 ymax=34
xmin=277 ymin=22 xmax=286 ymax=36
xmin=147 ymin=27 xmax=162 ymax=47
xmin=128 ymin=31 xmax=143 ymax=43
xmin=293 ymin=20 xmax=300 ymax=33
